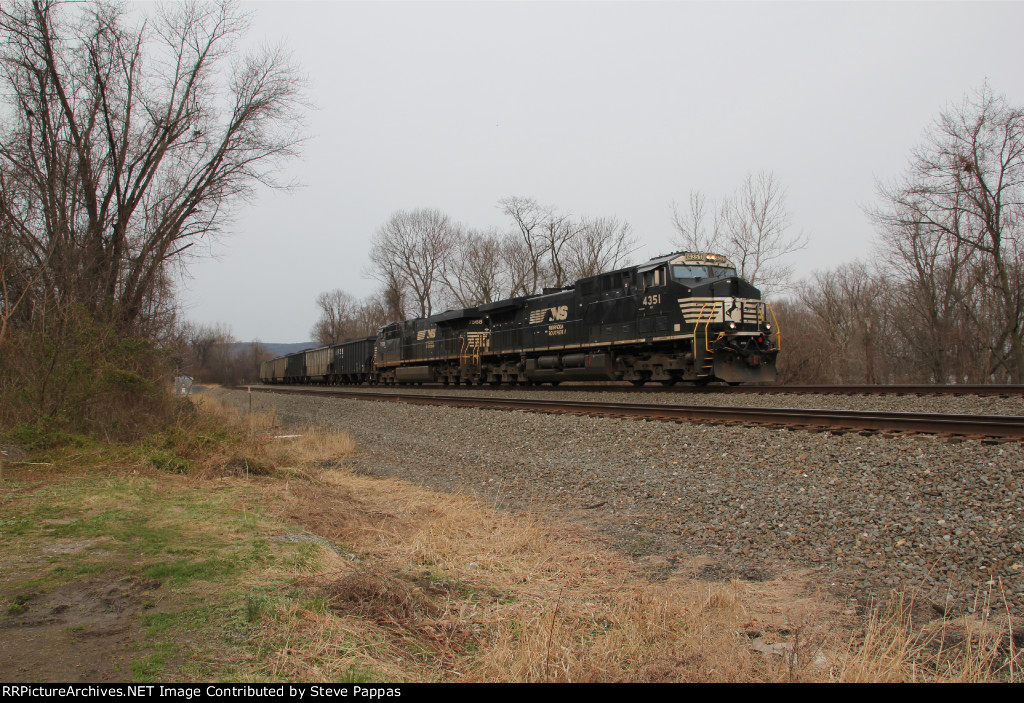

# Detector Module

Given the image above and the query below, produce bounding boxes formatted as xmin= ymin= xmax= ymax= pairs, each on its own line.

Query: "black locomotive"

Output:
xmin=260 ymin=251 xmax=780 ymax=387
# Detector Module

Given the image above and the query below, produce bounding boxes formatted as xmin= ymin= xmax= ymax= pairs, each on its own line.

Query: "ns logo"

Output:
xmin=529 ymin=305 xmax=569 ymax=324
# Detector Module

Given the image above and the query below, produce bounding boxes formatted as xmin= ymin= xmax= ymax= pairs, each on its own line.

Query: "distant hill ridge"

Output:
xmin=228 ymin=341 xmax=318 ymax=358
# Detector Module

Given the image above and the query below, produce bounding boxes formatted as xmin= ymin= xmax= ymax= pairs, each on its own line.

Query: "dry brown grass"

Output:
xmin=192 ymin=393 xmax=1023 ymax=683
xmin=190 ymin=392 xmax=278 ymax=435
xmin=263 ymin=477 xmax=858 ymax=682
xmin=837 ymin=590 xmax=1022 ymax=682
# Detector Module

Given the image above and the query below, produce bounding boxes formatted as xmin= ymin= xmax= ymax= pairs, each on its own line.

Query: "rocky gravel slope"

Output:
xmin=269 ymin=384 xmax=1024 ymax=415
xmin=214 ymin=387 xmax=1024 ymax=616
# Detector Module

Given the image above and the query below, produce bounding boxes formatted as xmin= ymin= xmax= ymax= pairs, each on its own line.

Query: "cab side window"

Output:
xmin=643 ymin=266 xmax=665 ymax=288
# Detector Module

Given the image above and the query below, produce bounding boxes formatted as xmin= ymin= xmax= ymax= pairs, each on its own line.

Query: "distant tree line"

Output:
xmin=311 ymin=198 xmax=639 ymax=345
xmin=778 ymin=85 xmax=1024 ymax=384
xmin=169 ymin=323 xmax=271 ymax=386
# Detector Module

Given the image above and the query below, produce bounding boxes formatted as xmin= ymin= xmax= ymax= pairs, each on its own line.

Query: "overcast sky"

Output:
xmin=176 ymin=1 xmax=1024 ymax=343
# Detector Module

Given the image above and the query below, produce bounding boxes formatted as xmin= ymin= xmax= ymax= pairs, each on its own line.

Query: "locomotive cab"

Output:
xmin=658 ymin=252 xmax=778 ymax=383
xmin=670 ymin=263 xmax=737 ymax=282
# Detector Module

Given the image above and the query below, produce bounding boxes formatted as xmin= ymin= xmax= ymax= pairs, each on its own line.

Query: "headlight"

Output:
xmin=728 ymin=322 xmax=737 ymax=330
xmin=765 ymin=323 xmax=772 ymax=331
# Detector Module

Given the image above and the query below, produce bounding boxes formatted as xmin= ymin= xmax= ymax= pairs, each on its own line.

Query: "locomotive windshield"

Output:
xmin=671 ymin=265 xmax=736 ymax=280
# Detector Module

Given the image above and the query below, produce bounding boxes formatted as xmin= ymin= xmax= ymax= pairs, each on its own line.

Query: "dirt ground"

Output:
xmin=0 ymin=573 xmax=162 ymax=682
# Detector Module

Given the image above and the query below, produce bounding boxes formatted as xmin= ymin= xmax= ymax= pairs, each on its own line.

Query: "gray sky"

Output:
xmin=177 ymin=1 xmax=1024 ymax=343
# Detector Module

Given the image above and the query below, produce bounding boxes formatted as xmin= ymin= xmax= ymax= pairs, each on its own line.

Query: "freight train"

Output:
xmin=260 ymin=251 xmax=780 ymax=387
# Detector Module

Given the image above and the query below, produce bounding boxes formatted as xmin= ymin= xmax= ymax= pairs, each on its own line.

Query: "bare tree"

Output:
xmin=565 ymin=215 xmax=638 ymax=279
xmin=499 ymin=233 xmax=535 ymax=298
xmin=368 ymin=208 xmax=458 ymax=318
xmin=311 ymin=288 xmax=390 ymax=343
xmin=0 ymin=0 xmax=306 ymax=338
xmin=671 ymin=171 xmax=806 ymax=297
xmin=0 ymin=213 xmax=45 ymax=343
xmin=670 ymin=192 xmax=719 ymax=253
xmin=311 ymin=289 xmax=360 ymax=345
xmin=173 ymin=322 xmax=270 ymax=384
xmin=769 ymin=298 xmax=832 ymax=384
xmin=499 ymin=196 xmax=552 ymax=295
xmin=720 ymin=172 xmax=807 ymax=295
xmin=538 ymin=209 xmax=582 ymax=288
xmin=240 ymin=340 xmax=271 ymax=384
xmin=181 ymin=321 xmax=235 ymax=377
xmin=873 ymin=214 xmax=978 ymax=382
xmin=441 ymin=227 xmax=506 ymax=307
xmin=872 ymin=84 xmax=1024 ymax=382
xmin=804 ymin=262 xmax=891 ymax=383
xmin=499 ymin=195 xmax=612 ymax=290
xmin=367 ymin=199 xmax=637 ymax=313
xmin=353 ymin=294 xmax=389 ymax=335
xmin=371 ymin=264 xmax=409 ymax=325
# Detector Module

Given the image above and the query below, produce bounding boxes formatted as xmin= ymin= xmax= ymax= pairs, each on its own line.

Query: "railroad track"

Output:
xmin=527 ymin=383 xmax=1024 ymax=396
xmin=244 ymin=386 xmax=1024 ymax=441
xmin=254 ymin=382 xmax=1024 ymax=396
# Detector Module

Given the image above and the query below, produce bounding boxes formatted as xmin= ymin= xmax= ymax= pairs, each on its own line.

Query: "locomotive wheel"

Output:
xmin=550 ymin=381 xmax=561 ymax=387
xmin=660 ymin=379 xmax=677 ymax=387
xmin=630 ymin=380 xmax=646 ymax=387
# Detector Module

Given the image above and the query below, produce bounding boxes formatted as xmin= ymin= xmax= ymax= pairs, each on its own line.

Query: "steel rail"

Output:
xmin=257 ymin=382 xmax=1024 ymax=396
xmin=568 ymin=383 xmax=1024 ymax=396
xmin=245 ymin=386 xmax=1024 ymax=440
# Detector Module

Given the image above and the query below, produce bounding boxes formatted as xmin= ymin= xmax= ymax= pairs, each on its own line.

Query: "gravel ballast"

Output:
xmin=214 ymin=387 xmax=1024 ymax=615
xmin=259 ymin=384 xmax=1024 ymax=415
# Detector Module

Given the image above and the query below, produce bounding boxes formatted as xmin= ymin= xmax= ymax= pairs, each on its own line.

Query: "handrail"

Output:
xmin=766 ymin=303 xmax=782 ymax=351
xmin=459 ymin=333 xmax=483 ymax=369
xmin=692 ymin=301 xmax=722 ymax=377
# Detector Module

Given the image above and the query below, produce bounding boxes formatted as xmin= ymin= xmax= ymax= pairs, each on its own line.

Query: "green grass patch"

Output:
xmin=49 ymin=563 xmax=108 ymax=577
xmin=145 ymin=558 xmax=236 ymax=584
xmin=140 ymin=606 xmax=218 ymax=635
xmin=0 ymin=458 xmax=326 ymax=681
xmin=0 ymin=516 xmax=32 ymax=536
xmin=1 ymin=422 xmax=100 ymax=452
xmin=146 ymin=448 xmax=191 ymax=474
xmin=131 ymin=653 xmax=168 ymax=682
xmin=7 ymin=594 xmax=32 ymax=614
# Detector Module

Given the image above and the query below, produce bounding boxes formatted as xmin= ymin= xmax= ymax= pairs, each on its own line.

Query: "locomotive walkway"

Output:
xmin=246 ymin=386 xmax=1024 ymax=441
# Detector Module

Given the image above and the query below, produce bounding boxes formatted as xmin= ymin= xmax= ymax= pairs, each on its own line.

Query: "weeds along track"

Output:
xmin=244 ymin=386 xmax=1024 ymax=441
xmin=218 ymin=385 xmax=1024 ymax=622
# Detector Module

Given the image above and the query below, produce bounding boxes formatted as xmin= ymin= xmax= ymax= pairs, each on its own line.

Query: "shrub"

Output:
xmin=0 ymin=307 xmax=175 ymax=441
